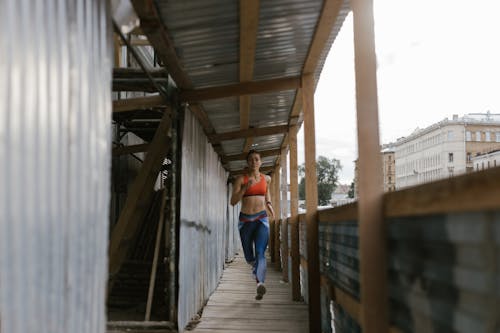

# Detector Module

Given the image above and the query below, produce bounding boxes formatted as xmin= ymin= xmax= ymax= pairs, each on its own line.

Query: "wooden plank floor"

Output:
xmin=189 ymin=255 xmax=309 ymax=333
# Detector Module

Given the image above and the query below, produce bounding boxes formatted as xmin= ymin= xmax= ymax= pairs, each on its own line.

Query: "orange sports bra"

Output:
xmin=243 ymin=174 xmax=267 ymax=197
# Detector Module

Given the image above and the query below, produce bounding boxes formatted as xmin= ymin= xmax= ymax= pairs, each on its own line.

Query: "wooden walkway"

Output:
xmin=189 ymin=255 xmax=309 ymax=333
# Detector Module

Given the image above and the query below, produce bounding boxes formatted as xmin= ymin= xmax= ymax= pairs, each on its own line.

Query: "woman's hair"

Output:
xmin=246 ymin=149 xmax=260 ymax=162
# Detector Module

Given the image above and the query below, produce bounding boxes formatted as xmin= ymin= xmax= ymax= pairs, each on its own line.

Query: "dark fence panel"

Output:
xmin=319 ymin=221 xmax=360 ymax=300
xmin=388 ymin=211 xmax=500 ymax=333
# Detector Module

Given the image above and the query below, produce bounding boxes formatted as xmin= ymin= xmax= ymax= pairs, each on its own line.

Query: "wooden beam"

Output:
xmin=239 ymin=0 xmax=259 ymax=82
xmin=130 ymin=0 xmax=192 ymax=88
xmin=302 ymin=74 xmax=321 ymax=333
xmin=288 ymin=125 xmax=301 ymax=300
xmin=221 ymin=148 xmax=281 ymax=163
xmin=208 ymin=125 xmax=288 ymax=143
xmin=113 ymin=67 xmax=168 ymax=79
xmin=112 ymin=143 xmax=150 ymax=156
xmin=303 ymin=0 xmax=344 ymax=74
xmin=280 ymin=149 xmax=289 ymax=281
xmin=273 ymin=165 xmax=282 ymax=266
xmin=108 ymin=110 xmax=171 ymax=280
xmin=385 ymin=167 xmax=500 ymax=217
xmin=180 ymin=76 xmax=301 ymax=102
xmin=240 ymin=0 xmax=260 ymax=151
xmin=352 ymin=0 xmax=388 ymax=331
xmin=230 ymin=165 xmax=273 ymax=176
xmin=113 ymin=95 xmax=167 ymax=113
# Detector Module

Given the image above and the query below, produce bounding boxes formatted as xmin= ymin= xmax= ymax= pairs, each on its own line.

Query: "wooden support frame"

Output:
xmin=113 ymin=95 xmax=167 ymax=113
xmin=280 ymin=148 xmax=289 ymax=281
xmin=273 ymin=165 xmax=282 ymax=268
xmin=108 ymin=110 xmax=172 ymax=280
xmin=351 ymin=0 xmax=389 ymax=331
xmin=208 ymin=125 xmax=289 ymax=143
xmin=230 ymin=165 xmax=274 ymax=176
xmin=239 ymin=0 xmax=260 ymax=152
xmin=289 ymin=125 xmax=301 ymax=300
xmin=222 ymin=148 xmax=281 ymax=164
xmin=179 ymin=77 xmax=301 ymax=102
xmin=302 ymin=74 xmax=321 ymax=332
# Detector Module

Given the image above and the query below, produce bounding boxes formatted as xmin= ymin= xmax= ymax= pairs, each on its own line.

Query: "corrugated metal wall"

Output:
xmin=0 ymin=1 xmax=111 ymax=333
xmin=178 ymin=108 xmax=239 ymax=332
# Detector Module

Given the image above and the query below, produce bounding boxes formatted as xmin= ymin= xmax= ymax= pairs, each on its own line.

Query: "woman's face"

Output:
xmin=247 ymin=153 xmax=262 ymax=170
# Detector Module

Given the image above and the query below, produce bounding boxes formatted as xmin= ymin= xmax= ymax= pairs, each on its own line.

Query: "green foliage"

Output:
xmin=298 ymin=156 xmax=341 ymax=206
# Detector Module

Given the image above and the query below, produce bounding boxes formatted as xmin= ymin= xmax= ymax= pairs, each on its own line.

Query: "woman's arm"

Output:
xmin=230 ymin=176 xmax=248 ymax=206
xmin=265 ymin=175 xmax=275 ymax=217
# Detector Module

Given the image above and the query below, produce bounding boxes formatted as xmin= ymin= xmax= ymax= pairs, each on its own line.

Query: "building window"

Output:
xmin=496 ymin=132 xmax=500 ymax=142
xmin=487 ymin=161 xmax=490 ymax=168
xmin=476 ymin=131 xmax=481 ymax=141
xmin=447 ymin=130 xmax=454 ymax=141
xmin=485 ymin=132 xmax=491 ymax=142
xmin=466 ymin=131 xmax=471 ymax=141
xmin=448 ymin=153 xmax=454 ymax=163
xmin=467 ymin=152 xmax=472 ymax=162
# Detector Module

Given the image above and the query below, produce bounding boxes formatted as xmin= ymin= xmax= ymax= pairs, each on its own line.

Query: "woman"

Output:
xmin=230 ymin=149 xmax=274 ymax=300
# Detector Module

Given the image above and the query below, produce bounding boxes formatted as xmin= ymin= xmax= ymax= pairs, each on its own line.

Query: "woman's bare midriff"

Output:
xmin=241 ymin=195 xmax=266 ymax=215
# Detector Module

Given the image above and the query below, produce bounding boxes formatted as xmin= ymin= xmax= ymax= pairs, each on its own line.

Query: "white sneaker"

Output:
xmin=255 ymin=283 xmax=266 ymax=300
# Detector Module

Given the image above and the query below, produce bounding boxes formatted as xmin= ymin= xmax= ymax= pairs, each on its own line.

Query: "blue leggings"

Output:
xmin=238 ymin=211 xmax=269 ymax=283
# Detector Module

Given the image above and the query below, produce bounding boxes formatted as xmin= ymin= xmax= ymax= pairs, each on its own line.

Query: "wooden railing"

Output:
xmin=272 ymin=167 xmax=500 ymax=332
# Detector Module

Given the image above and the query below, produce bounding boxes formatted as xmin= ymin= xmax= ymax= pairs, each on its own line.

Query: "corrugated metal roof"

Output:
xmin=154 ymin=0 xmax=350 ymax=173
xmin=254 ymin=0 xmax=323 ymax=80
xmin=158 ymin=1 xmax=239 ymax=88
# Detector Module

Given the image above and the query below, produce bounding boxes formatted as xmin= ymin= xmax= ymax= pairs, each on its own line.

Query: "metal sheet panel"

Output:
xmin=158 ymin=0 xmax=239 ymax=88
xmin=254 ymin=0 xmax=323 ymax=80
xmin=178 ymin=108 xmax=239 ymax=332
xmin=0 ymin=1 xmax=111 ymax=332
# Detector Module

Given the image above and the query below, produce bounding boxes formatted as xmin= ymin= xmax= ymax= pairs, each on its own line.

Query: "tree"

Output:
xmin=298 ymin=156 xmax=341 ymax=206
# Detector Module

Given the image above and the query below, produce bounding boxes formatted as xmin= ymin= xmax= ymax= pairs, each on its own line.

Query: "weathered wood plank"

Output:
xmin=189 ymin=255 xmax=309 ymax=333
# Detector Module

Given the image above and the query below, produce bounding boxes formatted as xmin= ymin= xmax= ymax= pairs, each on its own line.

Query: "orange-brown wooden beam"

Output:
xmin=302 ymin=74 xmax=321 ymax=332
xmin=351 ymin=0 xmax=389 ymax=331
xmin=289 ymin=125 xmax=301 ymax=300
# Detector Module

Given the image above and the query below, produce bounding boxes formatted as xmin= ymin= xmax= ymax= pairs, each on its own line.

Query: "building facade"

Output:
xmin=471 ymin=149 xmax=500 ymax=171
xmin=394 ymin=113 xmax=500 ymax=189
xmin=353 ymin=143 xmax=396 ymax=197
xmin=382 ymin=145 xmax=396 ymax=192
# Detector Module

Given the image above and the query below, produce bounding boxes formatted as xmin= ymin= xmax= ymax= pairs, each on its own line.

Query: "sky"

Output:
xmin=297 ymin=0 xmax=500 ymax=184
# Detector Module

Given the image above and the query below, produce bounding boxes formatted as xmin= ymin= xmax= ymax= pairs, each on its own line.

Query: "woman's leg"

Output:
xmin=253 ymin=221 xmax=269 ymax=283
xmin=239 ymin=221 xmax=257 ymax=265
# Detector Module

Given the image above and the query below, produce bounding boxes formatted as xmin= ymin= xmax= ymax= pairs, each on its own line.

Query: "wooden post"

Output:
xmin=280 ymin=149 xmax=289 ymax=281
xmin=351 ymin=0 xmax=389 ymax=331
xmin=145 ymin=187 xmax=167 ymax=321
xmin=289 ymin=126 xmax=301 ymax=300
xmin=302 ymin=74 xmax=320 ymax=332
xmin=269 ymin=169 xmax=276 ymax=262
xmin=273 ymin=165 xmax=282 ymax=267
